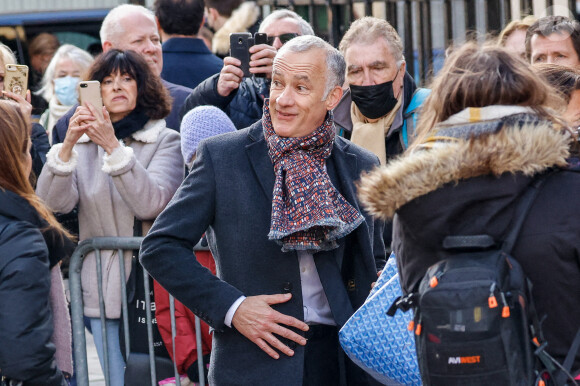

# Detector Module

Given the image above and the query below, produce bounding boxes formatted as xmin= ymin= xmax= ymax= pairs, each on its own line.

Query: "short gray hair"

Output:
xmin=339 ymin=17 xmax=405 ymax=63
xmin=36 ymin=44 xmax=94 ymax=102
xmin=100 ymin=4 xmax=155 ymax=45
xmin=259 ymin=9 xmax=314 ymax=36
xmin=275 ymin=35 xmax=345 ymax=100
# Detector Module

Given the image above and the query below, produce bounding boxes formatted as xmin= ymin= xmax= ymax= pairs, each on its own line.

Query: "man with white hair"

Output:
xmin=141 ymin=35 xmax=385 ymax=385
xmin=52 ymin=4 xmax=191 ymax=144
xmin=180 ymin=9 xmax=315 ymax=130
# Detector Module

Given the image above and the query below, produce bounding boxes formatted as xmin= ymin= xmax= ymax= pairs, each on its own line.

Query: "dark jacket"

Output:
xmin=30 ymin=122 xmax=50 ymax=180
xmin=334 ymin=71 xmax=417 ymax=160
xmin=358 ymin=109 xmax=580 ymax=372
xmin=180 ymin=73 xmax=269 ymax=130
xmin=140 ymin=120 xmax=386 ymax=385
xmin=51 ymin=79 xmax=192 ymax=144
xmin=161 ymin=37 xmax=223 ymax=90
xmin=0 ymin=189 xmax=67 ymax=386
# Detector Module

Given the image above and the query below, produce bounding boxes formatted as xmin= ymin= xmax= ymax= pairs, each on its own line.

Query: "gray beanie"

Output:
xmin=180 ymin=105 xmax=237 ymax=164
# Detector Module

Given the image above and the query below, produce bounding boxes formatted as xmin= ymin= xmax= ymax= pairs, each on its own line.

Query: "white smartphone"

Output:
xmin=78 ymin=80 xmax=103 ymax=118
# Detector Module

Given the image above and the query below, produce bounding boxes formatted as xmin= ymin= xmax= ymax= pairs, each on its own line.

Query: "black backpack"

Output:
xmin=390 ymin=174 xmax=580 ymax=386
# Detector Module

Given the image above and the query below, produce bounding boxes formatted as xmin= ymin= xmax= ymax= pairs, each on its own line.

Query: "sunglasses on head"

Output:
xmin=267 ymin=33 xmax=299 ymax=45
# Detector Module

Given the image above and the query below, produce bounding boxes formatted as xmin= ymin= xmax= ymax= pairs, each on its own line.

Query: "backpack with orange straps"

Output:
xmin=389 ymin=174 xmax=580 ymax=385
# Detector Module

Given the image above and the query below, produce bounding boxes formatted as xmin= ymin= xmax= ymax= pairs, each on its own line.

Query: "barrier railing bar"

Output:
xmin=119 ymin=248 xmax=130 ymax=359
xmin=169 ymin=295 xmax=180 ymax=381
xmin=95 ymin=248 xmax=110 ymax=386
xmin=70 ymin=237 xmax=144 ymax=386
xmin=71 ymin=237 xmax=210 ymax=386
xmin=195 ymin=315 xmax=206 ymax=386
xmin=143 ymin=265 xmax=157 ymax=386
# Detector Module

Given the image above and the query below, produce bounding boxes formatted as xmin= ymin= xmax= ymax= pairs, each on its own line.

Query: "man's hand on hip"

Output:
xmin=231 ymin=293 xmax=309 ymax=359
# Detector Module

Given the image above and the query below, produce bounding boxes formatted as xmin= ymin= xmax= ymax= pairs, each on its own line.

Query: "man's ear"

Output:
xmin=325 ymin=86 xmax=344 ymax=111
xmin=206 ymin=7 xmax=219 ymax=28
xmin=197 ymin=15 xmax=206 ymax=35
xmin=395 ymin=61 xmax=406 ymax=95
xmin=399 ymin=61 xmax=406 ymax=77
xmin=102 ymin=41 xmax=113 ymax=52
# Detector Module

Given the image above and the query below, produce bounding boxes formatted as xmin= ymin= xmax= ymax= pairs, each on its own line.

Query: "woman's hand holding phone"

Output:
xmin=83 ymin=102 xmax=119 ymax=155
xmin=60 ymin=106 xmax=91 ymax=162
xmin=2 ymin=89 xmax=32 ymax=117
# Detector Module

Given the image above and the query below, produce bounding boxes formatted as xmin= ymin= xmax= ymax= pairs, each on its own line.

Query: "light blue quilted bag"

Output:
xmin=339 ymin=254 xmax=421 ymax=385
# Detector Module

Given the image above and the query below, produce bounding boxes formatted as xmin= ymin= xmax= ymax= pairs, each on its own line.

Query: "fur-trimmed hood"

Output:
xmin=358 ymin=106 xmax=571 ymax=220
xmin=212 ymin=2 xmax=260 ymax=57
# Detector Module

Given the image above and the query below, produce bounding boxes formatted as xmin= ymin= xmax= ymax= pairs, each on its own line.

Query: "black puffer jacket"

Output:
xmin=0 ymin=189 xmax=67 ymax=385
xmin=180 ymin=73 xmax=269 ymax=130
xmin=358 ymin=108 xmax=580 ymax=372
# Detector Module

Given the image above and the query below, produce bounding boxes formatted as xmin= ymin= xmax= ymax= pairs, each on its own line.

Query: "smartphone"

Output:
xmin=4 ymin=64 xmax=28 ymax=98
xmin=253 ymin=33 xmax=268 ymax=78
xmin=230 ymin=32 xmax=252 ymax=77
xmin=230 ymin=32 xmax=270 ymax=78
xmin=79 ymin=80 xmax=103 ymax=118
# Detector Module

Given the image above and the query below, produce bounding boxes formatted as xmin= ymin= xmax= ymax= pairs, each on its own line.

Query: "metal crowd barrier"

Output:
xmin=69 ymin=237 xmax=209 ymax=386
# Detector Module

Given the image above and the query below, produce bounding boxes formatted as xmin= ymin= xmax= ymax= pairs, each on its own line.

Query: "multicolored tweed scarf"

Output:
xmin=263 ymin=101 xmax=364 ymax=252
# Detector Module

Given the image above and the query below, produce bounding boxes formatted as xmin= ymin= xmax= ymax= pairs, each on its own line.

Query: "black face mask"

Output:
xmin=350 ymin=69 xmax=401 ymax=120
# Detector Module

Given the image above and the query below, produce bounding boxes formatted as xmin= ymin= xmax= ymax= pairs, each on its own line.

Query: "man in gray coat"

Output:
xmin=140 ymin=36 xmax=385 ymax=385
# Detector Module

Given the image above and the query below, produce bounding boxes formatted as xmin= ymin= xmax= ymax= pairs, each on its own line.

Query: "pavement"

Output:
xmin=86 ymin=328 xmax=106 ymax=386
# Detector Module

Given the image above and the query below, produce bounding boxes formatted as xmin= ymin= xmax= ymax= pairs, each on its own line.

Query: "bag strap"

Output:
xmin=555 ymin=328 xmax=580 ymax=385
xmin=501 ymin=172 xmax=551 ymax=254
xmin=401 ymin=88 xmax=431 ymax=149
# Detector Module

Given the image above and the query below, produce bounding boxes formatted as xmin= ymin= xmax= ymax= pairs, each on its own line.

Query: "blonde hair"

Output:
xmin=497 ymin=15 xmax=537 ymax=46
xmin=412 ymin=42 xmax=565 ymax=148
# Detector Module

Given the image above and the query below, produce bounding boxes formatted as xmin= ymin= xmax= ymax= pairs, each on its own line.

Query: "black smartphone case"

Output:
xmin=253 ymin=33 xmax=268 ymax=78
xmin=230 ymin=32 xmax=252 ymax=77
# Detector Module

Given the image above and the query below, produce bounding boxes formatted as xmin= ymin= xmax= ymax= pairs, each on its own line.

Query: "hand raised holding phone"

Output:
xmin=2 ymin=64 xmax=32 ymax=117
xmin=217 ymin=33 xmax=276 ymax=97
xmin=77 ymin=80 xmax=119 ymax=154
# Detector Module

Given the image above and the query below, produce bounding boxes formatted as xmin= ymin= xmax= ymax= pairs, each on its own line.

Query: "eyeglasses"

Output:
xmin=267 ymin=33 xmax=299 ymax=45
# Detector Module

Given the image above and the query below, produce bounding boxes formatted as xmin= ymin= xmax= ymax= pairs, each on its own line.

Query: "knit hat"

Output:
xmin=180 ymin=105 xmax=237 ymax=164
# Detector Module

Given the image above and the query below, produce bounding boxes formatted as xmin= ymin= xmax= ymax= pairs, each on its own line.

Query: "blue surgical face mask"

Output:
xmin=54 ymin=76 xmax=80 ymax=106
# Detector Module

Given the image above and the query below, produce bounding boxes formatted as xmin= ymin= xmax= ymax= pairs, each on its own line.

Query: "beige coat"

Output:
xmin=37 ymin=120 xmax=184 ymax=318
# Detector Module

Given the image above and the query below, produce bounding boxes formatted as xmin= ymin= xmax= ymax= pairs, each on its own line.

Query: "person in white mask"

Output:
xmin=37 ymin=44 xmax=93 ymax=144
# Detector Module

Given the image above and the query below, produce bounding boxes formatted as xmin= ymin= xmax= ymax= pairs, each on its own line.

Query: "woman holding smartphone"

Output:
xmin=37 ymin=49 xmax=184 ymax=385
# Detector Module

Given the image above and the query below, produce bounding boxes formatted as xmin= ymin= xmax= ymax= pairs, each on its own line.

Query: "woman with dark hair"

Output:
xmin=37 ymin=49 xmax=184 ymax=384
xmin=358 ymin=42 xmax=580 ymax=378
xmin=0 ymin=100 xmax=71 ymax=385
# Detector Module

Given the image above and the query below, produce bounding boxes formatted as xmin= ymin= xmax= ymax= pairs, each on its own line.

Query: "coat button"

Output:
xmin=282 ymin=281 xmax=292 ymax=293
xmin=288 ymin=341 xmax=297 ymax=350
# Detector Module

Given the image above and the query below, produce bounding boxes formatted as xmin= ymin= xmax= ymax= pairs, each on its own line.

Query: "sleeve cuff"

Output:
xmin=45 ymin=144 xmax=78 ymax=175
xmin=102 ymin=142 xmax=135 ymax=175
xmin=224 ymin=296 xmax=246 ymax=328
